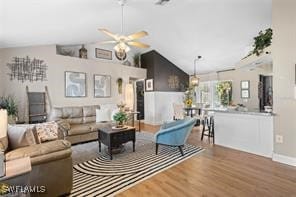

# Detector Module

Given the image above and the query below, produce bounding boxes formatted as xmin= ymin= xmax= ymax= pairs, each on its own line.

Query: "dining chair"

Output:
xmin=173 ymin=103 xmax=185 ymax=120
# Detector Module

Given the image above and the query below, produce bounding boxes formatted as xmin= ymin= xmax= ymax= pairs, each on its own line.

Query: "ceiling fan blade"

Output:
xmin=98 ymin=28 xmax=119 ymax=40
xmin=127 ymin=41 xmax=150 ymax=48
xmin=127 ymin=31 xmax=148 ymax=40
xmin=100 ymin=40 xmax=118 ymax=44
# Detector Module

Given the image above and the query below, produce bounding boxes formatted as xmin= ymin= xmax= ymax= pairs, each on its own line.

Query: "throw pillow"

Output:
xmin=96 ymin=109 xmax=111 ymax=122
xmin=7 ymin=124 xmax=37 ymax=149
xmin=56 ymin=120 xmax=71 ymax=138
xmin=31 ymin=126 xmax=41 ymax=144
xmin=0 ymin=137 xmax=8 ymax=152
xmin=56 ymin=120 xmax=71 ymax=130
xmin=35 ymin=122 xmax=59 ymax=143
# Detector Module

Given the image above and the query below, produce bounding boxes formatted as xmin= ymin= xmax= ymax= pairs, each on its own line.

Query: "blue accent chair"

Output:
xmin=155 ymin=118 xmax=197 ymax=156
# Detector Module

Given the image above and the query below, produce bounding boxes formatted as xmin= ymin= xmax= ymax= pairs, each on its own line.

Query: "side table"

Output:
xmin=98 ymin=126 xmax=136 ymax=160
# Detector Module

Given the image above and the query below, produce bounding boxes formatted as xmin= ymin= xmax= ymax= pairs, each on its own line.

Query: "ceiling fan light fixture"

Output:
xmin=98 ymin=0 xmax=149 ymax=52
xmin=114 ymin=42 xmax=130 ymax=52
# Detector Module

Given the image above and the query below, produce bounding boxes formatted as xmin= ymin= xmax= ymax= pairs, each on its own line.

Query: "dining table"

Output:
xmin=183 ymin=106 xmax=201 ymax=117
xmin=183 ymin=106 xmax=201 ymax=126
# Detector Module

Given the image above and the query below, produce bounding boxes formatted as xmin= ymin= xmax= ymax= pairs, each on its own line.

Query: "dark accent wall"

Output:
xmin=141 ymin=50 xmax=189 ymax=92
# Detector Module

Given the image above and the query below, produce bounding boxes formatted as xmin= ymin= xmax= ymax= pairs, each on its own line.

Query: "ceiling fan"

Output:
xmin=99 ymin=0 xmax=150 ymax=54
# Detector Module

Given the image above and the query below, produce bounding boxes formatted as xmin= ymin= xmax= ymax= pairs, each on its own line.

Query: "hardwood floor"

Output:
xmin=118 ymin=123 xmax=296 ymax=197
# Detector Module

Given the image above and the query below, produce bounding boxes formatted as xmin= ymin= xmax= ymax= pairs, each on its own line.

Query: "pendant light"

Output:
xmin=190 ymin=56 xmax=202 ymax=87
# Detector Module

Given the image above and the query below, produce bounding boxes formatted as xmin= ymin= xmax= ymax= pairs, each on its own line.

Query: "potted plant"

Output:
xmin=253 ymin=28 xmax=273 ymax=56
xmin=0 ymin=96 xmax=18 ymax=124
xmin=113 ymin=111 xmax=128 ymax=128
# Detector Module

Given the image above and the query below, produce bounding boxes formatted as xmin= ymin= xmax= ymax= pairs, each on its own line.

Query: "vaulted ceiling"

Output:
xmin=0 ymin=0 xmax=271 ymax=74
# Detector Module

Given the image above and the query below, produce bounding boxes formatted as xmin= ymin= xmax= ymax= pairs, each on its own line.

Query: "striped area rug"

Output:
xmin=71 ymin=142 xmax=203 ymax=197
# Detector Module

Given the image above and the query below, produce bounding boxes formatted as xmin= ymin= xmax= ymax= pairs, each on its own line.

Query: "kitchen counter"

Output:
xmin=206 ymin=108 xmax=275 ymax=116
xmin=213 ymin=110 xmax=273 ymax=158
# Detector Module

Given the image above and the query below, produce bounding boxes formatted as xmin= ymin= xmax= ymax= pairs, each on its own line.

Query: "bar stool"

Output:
xmin=201 ymin=115 xmax=215 ymax=144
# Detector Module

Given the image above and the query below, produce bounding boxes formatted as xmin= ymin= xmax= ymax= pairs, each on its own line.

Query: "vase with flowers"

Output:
xmin=117 ymin=102 xmax=126 ymax=112
xmin=183 ymin=86 xmax=195 ymax=108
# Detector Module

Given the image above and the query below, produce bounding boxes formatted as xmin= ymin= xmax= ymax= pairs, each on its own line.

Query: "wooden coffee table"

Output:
xmin=98 ymin=126 xmax=136 ymax=160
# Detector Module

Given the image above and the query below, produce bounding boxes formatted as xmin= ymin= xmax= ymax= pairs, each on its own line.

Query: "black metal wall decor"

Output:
xmin=168 ymin=75 xmax=180 ymax=89
xmin=7 ymin=56 xmax=47 ymax=82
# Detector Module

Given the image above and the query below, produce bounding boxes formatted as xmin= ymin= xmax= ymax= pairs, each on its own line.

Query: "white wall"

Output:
xmin=144 ymin=92 xmax=184 ymax=125
xmin=198 ymin=64 xmax=272 ymax=110
xmin=272 ymin=0 xmax=296 ymax=159
xmin=0 ymin=45 xmax=146 ymax=121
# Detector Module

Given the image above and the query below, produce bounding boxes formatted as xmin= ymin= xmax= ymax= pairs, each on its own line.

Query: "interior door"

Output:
xmin=136 ymin=80 xmax=145 ymax=120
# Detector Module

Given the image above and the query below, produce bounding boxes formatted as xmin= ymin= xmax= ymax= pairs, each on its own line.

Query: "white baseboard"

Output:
xmin=143 ymin=120 xmax=162 ymax=126
xmin=272 ymin=153 xmax=296 ymax=166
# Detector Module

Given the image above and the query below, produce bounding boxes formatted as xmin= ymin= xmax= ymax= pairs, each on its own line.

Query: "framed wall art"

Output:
xmin=65 ymin=71 xmax=87 ymax=97
xmin=241 ymin=80 xmax=250 ymax=99
xmin=145 ymin=79 xmax=154 ymax=91
xmin=94 ymin=74 xmax=111 ymax=97
xmin=241 ymin=80 xmax=250 ymax=89
xmin=241 ymin=89 xmax=250 ymax=99
xmin=95 ymin=48 xmax=112 ymax=60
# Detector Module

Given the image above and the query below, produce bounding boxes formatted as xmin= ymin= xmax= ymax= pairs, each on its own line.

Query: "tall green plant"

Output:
xmin=0 ymin=96 xmax=18 ymax=116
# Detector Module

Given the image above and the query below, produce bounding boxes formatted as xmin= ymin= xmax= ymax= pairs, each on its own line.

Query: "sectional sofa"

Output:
xmin=2 ymin=125 xmax=72 ymax=197
xmin=49 ymin=105 xmax=113 ymax=144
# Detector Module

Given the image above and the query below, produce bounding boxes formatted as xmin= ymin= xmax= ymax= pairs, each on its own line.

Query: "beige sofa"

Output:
xmin=1 ymin=128 xmax=72 ymax=197
xmin=49 ymin=105 xmax=113 ymax=144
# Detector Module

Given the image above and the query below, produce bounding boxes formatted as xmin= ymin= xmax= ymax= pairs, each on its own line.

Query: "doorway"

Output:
xmin=136 ymin=80 xmax=145 ymax=120
xmin=259 ymin=75 xmax=273 ymax=110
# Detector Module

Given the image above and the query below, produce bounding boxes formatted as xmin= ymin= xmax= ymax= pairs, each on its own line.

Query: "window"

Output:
xmin=196 ymin=80 xmax=232 ymax=107
xmin=216 ymin=81 xmax=232 ymax=106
